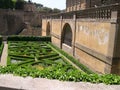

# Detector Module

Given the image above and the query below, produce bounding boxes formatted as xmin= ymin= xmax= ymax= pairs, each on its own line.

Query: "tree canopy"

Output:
xmin=15 ymin=0 xmax=25 ymax=10
xmin=38 ymin=7 xmax=61 ymax=13
xmin=0 ymin=0 xmax=61 ymax=13
xmin=0 ymin=0 xmax=25 ymax=9
xmin=0 ymin=0 xmax=14 ymax=9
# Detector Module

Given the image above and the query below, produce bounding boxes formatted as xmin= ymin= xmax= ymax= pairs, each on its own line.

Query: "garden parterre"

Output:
xmin=8 ymin=41 xmax=72 ymax=68
xmin=0 ymin=41 xmax=120 ymax=85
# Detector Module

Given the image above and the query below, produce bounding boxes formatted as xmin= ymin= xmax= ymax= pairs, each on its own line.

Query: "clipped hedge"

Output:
xmin=7 ymin=41 xmax=69 ymax=67
xmin=0 ymin=36 xmax=2 ymax=45
xmin=0 ymin=36 xmax=3 ymax=56
xmin=48 ymin=43 xmax=94 ymax=74
xmin=0 ymin=43 xmax=4 ymax=56
xmin=7 ymin=36 xmax=51 ymax=42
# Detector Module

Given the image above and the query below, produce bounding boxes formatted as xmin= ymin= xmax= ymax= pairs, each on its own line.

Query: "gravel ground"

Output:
xmin=0 ymin=74 xmax=120 ymax=90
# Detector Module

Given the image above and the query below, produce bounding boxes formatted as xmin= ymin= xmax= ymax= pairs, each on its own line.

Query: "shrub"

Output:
xmin=7 ymin=35 xmax=51 ymax=42
xmin=0 ymin=64 xmax=120 ymax=85
xmin=0 ymin=43 xmax=4 ymax=56
xmin=47 ymin=43 xmax=94 ymax=74
xmin=0 ymin=36 xmax=3 ymax=56
xmin=0 ymin=36 xmax=2 ymax=45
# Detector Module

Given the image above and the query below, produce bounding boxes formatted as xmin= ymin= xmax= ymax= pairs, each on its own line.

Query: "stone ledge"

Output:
xmin=76 ymin=19 xmax=111 ymax=23
xmin=75 ymin=43 xmax=113 ymax=65
xmin=51 ymin=33 xmax=61 ymax=39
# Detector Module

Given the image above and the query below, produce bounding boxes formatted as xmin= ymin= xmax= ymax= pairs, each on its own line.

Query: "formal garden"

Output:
xmin=0 ymin=36 xmax=120 ymax=85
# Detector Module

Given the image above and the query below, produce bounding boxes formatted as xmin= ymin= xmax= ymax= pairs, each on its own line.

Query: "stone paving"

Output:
xmin=0 ymin=41 xmax=8 ymax=66
xmin=0 ymin=74 xmax=120 ymax=90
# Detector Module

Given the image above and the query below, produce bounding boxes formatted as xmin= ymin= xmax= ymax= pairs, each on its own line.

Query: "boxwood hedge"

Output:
xmin=47 ymin=43 xmax=94 ymax=74
xmin=0 ymin=36 xmax=2 ymax=45
xmin=7 ymin=36 xmax=51 ymax=42
xmin=0 ymin=36 xmax=3 ymax=56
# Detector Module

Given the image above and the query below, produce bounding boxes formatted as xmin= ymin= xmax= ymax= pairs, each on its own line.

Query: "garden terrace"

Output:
xmin=0 ymin=36 xmax=120 ymax=85
xmin=7 ymin=36 xmax=51 ymax=42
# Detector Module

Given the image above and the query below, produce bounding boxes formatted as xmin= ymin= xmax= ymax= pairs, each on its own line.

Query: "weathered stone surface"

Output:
xmin=0 ymin=9 xmax=42 ymax=36
xmin=42 ymin=14 xmax=120 ymax=75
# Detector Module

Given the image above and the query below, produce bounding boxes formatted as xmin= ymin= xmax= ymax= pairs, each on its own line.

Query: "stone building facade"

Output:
xmin=42 ymin=1 xmax=120 ymax=75
xmin=66 ymin=0 xmax=120 ymax=12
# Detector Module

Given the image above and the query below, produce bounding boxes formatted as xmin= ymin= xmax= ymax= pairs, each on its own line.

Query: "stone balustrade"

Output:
xmin=43 ymin=4 xmax=120 ymax=20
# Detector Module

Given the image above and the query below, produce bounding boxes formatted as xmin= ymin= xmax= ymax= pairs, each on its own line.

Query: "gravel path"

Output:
xmin=0 ymin=74 xmax=120 ymax=90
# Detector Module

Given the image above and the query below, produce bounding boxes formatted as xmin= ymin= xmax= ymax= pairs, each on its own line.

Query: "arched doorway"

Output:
xmin=61 ymin=23 xmax=72 ymax=47
xmin=46 ymin=22 xmax=50 ymax=36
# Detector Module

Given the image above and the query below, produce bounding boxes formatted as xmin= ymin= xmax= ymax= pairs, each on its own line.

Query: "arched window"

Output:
xmin=46 ymin=22 xmax=50 ymax=36
xmin=62 ymin=23 xmax=72 ymax=46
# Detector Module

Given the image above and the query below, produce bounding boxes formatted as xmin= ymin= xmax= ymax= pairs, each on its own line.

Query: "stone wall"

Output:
xmin=75 ymin=20 xmax=112 ymax=74
xmin=42 ymin=13 xmax=120 ymax=75
xmin=66 ymin=0 xmax=120 ymax=12
xmin=19 ymin=23 xmax=41 ymax=36
xmin=0 ymin=9 xmax=42 ymax=36
xmin=0 ymin=9 xmax=24 ymax=35
xmin=42 ymin=19 xmax=48 ymax=36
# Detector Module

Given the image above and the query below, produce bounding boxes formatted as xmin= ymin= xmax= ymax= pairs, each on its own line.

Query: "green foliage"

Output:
xmin=0 ymin=36 xmax=2 ymax=45
xmin=0 ymin=0 xmax=26 ymax=9
xmin=4 ymin=41 xmax=120 ymax=85
xmin=7 ymin=41 xmax=70 ymax=68
xmin=0 ymin=43 xmax=4 ymax=56
xmin=52 ymin=8 xmax=61 ymax=13
xmin=48 ymin=43 xmax=94 ymax=74
xmin=38 ymin=7 xmax=61 ymax=13
xmin=7 ymin=36 xmax=51 ymax=42
xmin=0 ymin=0 xmax=14 ymax=9
xmin=42 ymin=7 xmax=52 ymax=13
xmin=0 ymin=64 xmax=120 ymax=85
xmin=15 ymin=0 xmax=25 ymax=10
xmin=0 ymin=37 xmax=3 ymax=56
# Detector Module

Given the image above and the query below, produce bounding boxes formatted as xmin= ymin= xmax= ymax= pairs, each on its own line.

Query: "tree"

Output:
xmin=5 ymin=0 xmax=14 ymax=9
xmin=0 ymin=0 xmax=4 ymax=8
xmin=38 ymin=7 xmax=61 ymax=13
xmin=42 ymin=7 xmax=53 ymax=13
xmin=0 ymin=0 xmax=14 ymax=9
xmin=15 ymin=0 xmax=25 ymax=10
xmin=52 ymin=8 xmax=61 ymax=13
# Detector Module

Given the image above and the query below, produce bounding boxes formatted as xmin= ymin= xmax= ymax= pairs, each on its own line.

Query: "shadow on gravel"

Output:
xmin=0 ymin=86 xmax=24 ymax=90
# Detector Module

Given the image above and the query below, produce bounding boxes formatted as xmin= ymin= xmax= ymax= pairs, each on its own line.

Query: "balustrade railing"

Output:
xmin=43 ymin=4 xmax=120 ymax=20
xmin=76 ymin=4 xmax=120 ymax=19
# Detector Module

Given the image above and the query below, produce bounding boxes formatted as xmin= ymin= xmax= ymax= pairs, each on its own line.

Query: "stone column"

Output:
xmin=71 ymin=0 xmax=73 ymax=11
xmin=66 ymin=0 xmax=69 ymax=12
xmin=78 ymin=0 xmax=81 ymax=10
xmin=74 ymin=0 xmax=77 ymax=11
xmin=73 ymin=14 xmax=77 ymax=56
xmin=60 ymin=15 xmax=63 ymax=48
xmin=107 ymin=10 xmax=120 ymax=75
xmin=69 ymin=0 xmax=71 ymax=12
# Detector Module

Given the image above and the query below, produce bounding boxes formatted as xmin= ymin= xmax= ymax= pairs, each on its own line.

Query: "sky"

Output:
xmin=25 ymin=0 xmax=66 ymax=10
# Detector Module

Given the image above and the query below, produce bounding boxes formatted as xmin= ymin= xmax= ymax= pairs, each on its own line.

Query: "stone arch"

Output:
xmin=46 ymin=22 xmax=51 ymax=36
xmin=61 ymin=23 xmax=72 ymax=47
